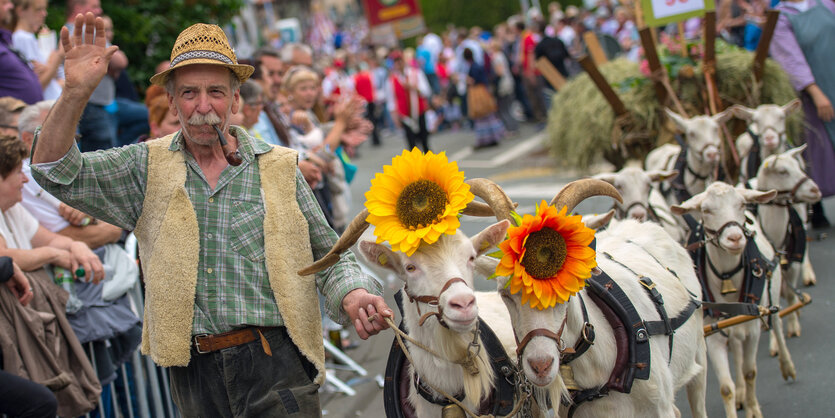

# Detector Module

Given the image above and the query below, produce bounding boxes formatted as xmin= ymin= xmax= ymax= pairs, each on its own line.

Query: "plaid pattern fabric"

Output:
xmin=31 ymin=127 xmax=379 ymax=334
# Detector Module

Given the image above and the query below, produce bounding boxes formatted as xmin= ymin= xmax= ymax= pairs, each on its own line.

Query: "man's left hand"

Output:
xmin=342 ymin=288 xmax=394 ymax=339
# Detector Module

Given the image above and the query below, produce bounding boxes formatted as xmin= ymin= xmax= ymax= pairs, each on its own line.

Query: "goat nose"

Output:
xmin=528 ymin=356 xmax=554 ymax=378
xmin=705 ymin=150 xmax=719 ymax=161
xmin=727 ymin=232 xmax=743 ymax=244
xmin=448 ymin=294 xmax=475 ymax=313
xmin=811 ymin=185 xmax=820 ymax=195
xmin=630 ymin=209 xmax=647 ymax=221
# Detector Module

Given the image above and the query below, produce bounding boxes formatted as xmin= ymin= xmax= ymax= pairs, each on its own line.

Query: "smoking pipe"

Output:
xmin=213 ymin=124 xmax=243 ymax=166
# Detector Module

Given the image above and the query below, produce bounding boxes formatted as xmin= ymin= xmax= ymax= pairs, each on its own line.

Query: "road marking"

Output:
xmin=451 ymin=134 xmax=545 ymax=169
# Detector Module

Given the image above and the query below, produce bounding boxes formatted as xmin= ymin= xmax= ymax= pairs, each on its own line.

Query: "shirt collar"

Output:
xmin=167 ymin=126 xmax=273 ymax=160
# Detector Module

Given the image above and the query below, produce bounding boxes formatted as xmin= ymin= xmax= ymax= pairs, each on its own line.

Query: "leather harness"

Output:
xmin=383 ymin=291 xmax=517 ymax=417
xmin=560 ymin=242 xmax=701 ymax=417
xmin=684 ymin=216 xmax=779 ymax=319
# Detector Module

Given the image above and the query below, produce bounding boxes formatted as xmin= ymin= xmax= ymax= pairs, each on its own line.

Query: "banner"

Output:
xmin=363 ymin=0 xmax=426 ymax=42
xmin=641 ymin=0 xmax=715 ymax=27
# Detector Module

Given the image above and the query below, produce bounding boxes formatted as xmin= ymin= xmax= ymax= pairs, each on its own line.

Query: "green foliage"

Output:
xmin=47 ymin=0 xmax=244 ymax=96
xmin=418 ymin=0 xmax=522 ymax=33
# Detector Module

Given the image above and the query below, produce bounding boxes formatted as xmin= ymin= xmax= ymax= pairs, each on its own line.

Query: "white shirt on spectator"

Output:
xmin=0 ymin=203 xmax=39 ymax=250
xmin=20 ymin=159 xmax=69 ymax=233
xmin=12 ymin=30 xmax=63 ymax=100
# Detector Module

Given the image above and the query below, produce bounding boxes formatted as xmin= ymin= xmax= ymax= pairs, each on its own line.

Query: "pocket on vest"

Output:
xmin=230 ymin=198 xmax=267 ymax=262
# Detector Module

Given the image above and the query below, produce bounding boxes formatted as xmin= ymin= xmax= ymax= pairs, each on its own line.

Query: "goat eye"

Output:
xmin=702 ymin=208 xmax=711 ymax=214
xmin=405 ymin=264 xmax=416 ymax=273
xmin=468 ymin=255 xmax=476 ymax=263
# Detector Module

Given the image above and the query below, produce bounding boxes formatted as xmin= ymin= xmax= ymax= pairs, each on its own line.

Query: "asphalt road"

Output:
xmin=319 ymin=124 xmax=835 ymax=417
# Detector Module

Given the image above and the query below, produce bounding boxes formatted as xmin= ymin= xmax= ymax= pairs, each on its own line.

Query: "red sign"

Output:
xmin=363 ymin=0 xmax=422 ymax=27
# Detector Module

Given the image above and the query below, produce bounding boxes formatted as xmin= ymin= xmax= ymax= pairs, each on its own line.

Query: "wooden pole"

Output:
xmin=583 ymin=31 xmax=608 ymax=66
xmin=778 ymin=293 xmax=812 ymax=318
xmin=703 ymin=10 xmax=740 ymax=167
xmin=536 ymin=57 xmax=567 ymax=91
xmin=578 ymin=55 xmax=628 ymax=116
xmin=703 ymin=306 xmax=778 ymax=337
xmin=639 ymin=27 xmax=668 ymax=107
xmin=677 ymin=21 xmax=687 ymax=57
xmin=753 ymin=10 xmax=780 ymax=83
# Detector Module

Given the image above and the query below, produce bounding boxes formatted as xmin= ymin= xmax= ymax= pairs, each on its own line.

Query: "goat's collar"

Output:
xmin=702 ymin=218 xmax=755 ymax=251
xmin=405 ymin=277 xmax=466 ymax=328
xmin=760 ymin=176 xmax=811 ymax=207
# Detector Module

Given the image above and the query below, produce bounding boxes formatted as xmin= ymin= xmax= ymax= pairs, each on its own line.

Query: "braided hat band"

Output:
xmin=150 ymin=23 xmax=254 ymax=87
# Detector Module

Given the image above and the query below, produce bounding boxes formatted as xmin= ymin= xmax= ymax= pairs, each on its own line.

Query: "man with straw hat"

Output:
xmin=30 ymin=13 xmax=393 ymax=416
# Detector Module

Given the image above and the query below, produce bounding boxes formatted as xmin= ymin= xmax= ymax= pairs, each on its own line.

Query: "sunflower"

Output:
xmin=365 ymin=148 xmax=474 ymax=256
xmin=495 ymin=201 xmax=597 ymax=309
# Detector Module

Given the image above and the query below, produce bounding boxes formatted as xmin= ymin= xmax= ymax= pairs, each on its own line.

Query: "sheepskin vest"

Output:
xmin=134 ymin=134 xmax=324 ymax=384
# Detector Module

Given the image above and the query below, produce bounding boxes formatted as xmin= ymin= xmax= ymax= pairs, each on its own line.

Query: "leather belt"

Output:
xmin=193 ymin=326 xmax=279 ymax=354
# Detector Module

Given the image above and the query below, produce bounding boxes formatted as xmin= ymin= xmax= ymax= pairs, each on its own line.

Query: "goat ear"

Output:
xmin=358 ymin=241 xmax=403 ymax=275
xmin=729 ymin=104 xmax=755 ymax=121
xmin=582 ymin=209 xmax=615 ymax=230
xmin=739 ymin=188 xmax=777 ymax=204
xmin=671 ymin=193 xmax=704 ymax=215
xmin=648 ymin=169 xmax=679 ymax=183
xmin=592 ymin=172 xmax=617 ymax=185
xmin=785 ymin=144 xmax=807 ymax=160
xmin=474 ymin=256 xmax=500 ymax=279
xmin=665 ymin=108 xmax=689 ymax=131
xmin=472 ymin=219 xmax=510 ymax=256
xmin=712 ymin=109 xmax=734 ymax=124
xmin=782 ymin=98 xmax=802 ymax=115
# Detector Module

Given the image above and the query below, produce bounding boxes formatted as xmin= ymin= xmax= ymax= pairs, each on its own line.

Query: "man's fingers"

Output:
xmin=104 ymin=46 xmax=120 ymax=61
xmin=84 ymin=13 xmax=96 ymax=45
xmin=73 ymin=14 xmax=84 ymax=46
xmin=60 ymin=26 xmax=71 ymax=53
xmin=354 ymin=318 xmax=370 ymax=339
xmin=94 ymin=16 xmax=107 ymax=47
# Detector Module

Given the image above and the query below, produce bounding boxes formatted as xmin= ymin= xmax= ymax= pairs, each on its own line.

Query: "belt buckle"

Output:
xmin=193 ymin=334 xmax=210 ymax=354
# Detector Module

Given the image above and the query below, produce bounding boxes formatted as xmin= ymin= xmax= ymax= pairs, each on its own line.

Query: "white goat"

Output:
xmin=483 ymin=219 xmax=707 ymax=418
xmin=593 ymin=166 xmax=685 ymax=243
xmin=672 ymin=182 xmax=796 ymax=418
xmin=300 ymin=179 xmax=620 ymax=416
xmin=645 ymin=109 xmax=733 ymax=209
xmin=750 ymin=145 xmax=821 ymax=342
xmin=358 ymin=221 xmax=518 ymax=416
xmin=732 ymin=100 xmax=802 ymax=182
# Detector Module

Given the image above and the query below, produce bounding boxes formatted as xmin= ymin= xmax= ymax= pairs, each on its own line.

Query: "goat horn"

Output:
xmin=462 ymin=200 xmax=519 ymax=217
xmin=298 ymin=208 xmax=371 ymax=276
xmin=466 ymin=178 xmax=516 ymax=222
xmin=550 ymin=179 xmax=623 ymax=214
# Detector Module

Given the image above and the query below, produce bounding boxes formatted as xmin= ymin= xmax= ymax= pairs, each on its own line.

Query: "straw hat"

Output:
xmin=150 ymin=23 xmax=254 ymax=86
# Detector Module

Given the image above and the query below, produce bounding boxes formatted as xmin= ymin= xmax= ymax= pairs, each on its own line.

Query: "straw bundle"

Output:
xmin=546 ymin=49 xmax=800 ymax=170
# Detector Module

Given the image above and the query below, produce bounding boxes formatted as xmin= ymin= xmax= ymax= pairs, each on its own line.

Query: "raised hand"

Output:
xmin=60 ymin=13 xmax=120 ymax=96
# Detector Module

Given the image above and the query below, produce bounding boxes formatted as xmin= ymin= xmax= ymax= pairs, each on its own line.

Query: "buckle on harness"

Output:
xmin=581 ymin=323 xmax=595 ymax=346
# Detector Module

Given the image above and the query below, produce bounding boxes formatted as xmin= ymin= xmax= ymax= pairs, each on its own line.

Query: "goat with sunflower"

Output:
xmin=300 ymin=148 xmax=534 ymax=417
xmin=475 ymin=180 xmax=709 ymax=417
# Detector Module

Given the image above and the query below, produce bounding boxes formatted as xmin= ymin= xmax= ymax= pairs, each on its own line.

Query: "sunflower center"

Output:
xmin=396 ymin=179 xmax=449 ymax=229
xmin=521 ymin=228 xmax=567 ymax=279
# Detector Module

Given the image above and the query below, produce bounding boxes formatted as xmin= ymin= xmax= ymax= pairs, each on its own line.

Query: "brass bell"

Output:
xmin=441 ymin=404 xmax=466 ymax=418
xmin=720 ymin=279 xmax=737 ymax=295
xmin=560 ymin=364 xmax=581 ymax=391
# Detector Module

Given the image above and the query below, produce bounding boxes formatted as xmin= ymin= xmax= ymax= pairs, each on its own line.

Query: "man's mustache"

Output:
xmin=188 ymin=111 xmax=222 ymax=126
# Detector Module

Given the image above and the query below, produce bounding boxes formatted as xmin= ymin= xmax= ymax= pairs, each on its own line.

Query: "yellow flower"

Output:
xmin=365 ymin=148 xmax=474 ymax=256
xmin=495 ymin=201 xmax=597 ymax=309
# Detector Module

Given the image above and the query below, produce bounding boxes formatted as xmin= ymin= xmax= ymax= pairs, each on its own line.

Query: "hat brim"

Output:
xmin=150 ymin=59 xmax=254 ymax=86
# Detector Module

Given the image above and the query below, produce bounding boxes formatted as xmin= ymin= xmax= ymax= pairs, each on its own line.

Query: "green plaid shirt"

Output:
xmin=31 ymin=127 xmax=380 ymax=335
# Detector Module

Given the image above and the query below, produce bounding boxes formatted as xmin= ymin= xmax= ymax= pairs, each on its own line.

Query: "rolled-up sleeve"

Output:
xmin=30 ymin=135 xmax=148 ymax=231
xmin=769 ymin=13 xmax=815 ymax=92
xmin=294 ymin=169 xmax=381 ymax=325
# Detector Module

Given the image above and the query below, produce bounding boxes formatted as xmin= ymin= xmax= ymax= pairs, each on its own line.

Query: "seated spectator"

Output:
xmin=239 ymin=80 xmax=282 ymax=146
xmin=0 ymin=96 xmax=26 ymax=137
xmin=144 ymin=93 xmax=180 ymax=142
xmin=0 ymin=255 xmax=59 ymax=418
xmin=0 ymin=134 xmax=101 ymax=416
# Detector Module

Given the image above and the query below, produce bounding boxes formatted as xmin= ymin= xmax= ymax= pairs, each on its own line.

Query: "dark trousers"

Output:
xmin=365 ymin=102 xmax=381 ymax=146
xmin=169 ymin=327 xmax=321 ymax=418
xmin=403 ymin=114 xmax=430 ymax=153
xmin=0 ymin=369 xmax=58 ymax=418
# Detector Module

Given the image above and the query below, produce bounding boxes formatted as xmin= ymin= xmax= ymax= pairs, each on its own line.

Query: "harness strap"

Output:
xmin=561 ymin=294 xmax=595 ymax=364
xmin=746 ymin=128 xmax=762 ymax=180
xmin=566 ymin=386 xmax=610 ymax=418
xmin=414 ymin=374 xmax=464 ymax=406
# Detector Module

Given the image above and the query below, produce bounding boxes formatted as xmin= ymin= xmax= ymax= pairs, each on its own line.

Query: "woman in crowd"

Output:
xmin=281 ymin=65 xmax=368 ymax=234
xmin=11 ymin=0 xmax=63 ymax=100
xmin=770 ymin=0 xmax=835 ymax=228
xmin=464 ymin=47 xmax=505 ymax=149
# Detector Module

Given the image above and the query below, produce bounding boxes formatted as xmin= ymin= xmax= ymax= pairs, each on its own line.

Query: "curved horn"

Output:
xmin=466 ymin=178 xmax=516 ymax=222
xmin=461 ymin=200 xmax=519 ymax=217
xmin=550 ymin=179 xmax=623 ymax=214
xmin=298 ymin=208 xmax=370 ymax=276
